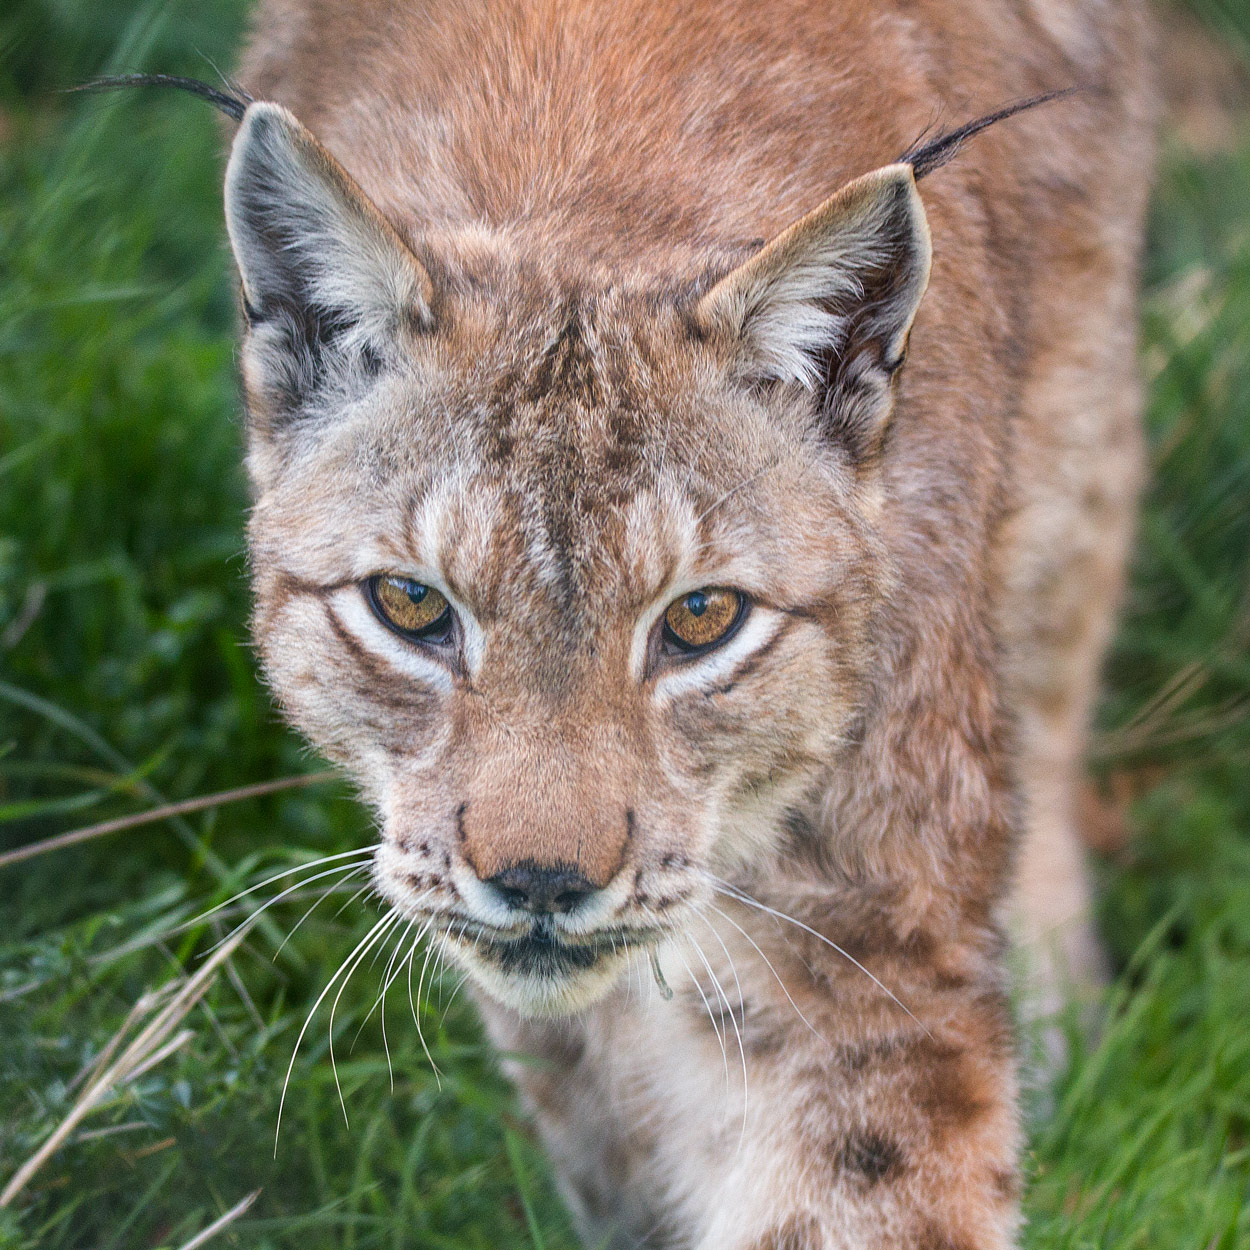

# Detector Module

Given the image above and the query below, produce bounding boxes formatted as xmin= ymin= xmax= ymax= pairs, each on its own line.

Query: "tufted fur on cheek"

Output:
xmin=223 ymin=103 xmax=434 ymax=469
xmin=693 ymin=164 xmax=931 ymax=463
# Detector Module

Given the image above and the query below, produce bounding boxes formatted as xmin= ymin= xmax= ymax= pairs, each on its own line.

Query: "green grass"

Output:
xmin=1 ymin=1 xmax=1248 ymax=1245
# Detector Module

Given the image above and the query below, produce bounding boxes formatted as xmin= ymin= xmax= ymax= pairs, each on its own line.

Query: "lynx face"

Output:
xmin=232 ymin=105 xmax=928 ymax=1015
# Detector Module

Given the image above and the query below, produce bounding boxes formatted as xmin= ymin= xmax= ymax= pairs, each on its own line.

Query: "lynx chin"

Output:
xmin=104 ymin=0 xmax=1154 ymax=1244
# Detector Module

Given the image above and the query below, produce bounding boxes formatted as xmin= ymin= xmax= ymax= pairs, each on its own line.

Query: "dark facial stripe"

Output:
xmin=522 ymin=305 xmax=602 ymax=408
xmin=704 ymin=615 xmax=798 ymax=696
xmin=272 ymin=568 xmax=361 ymax=598
xmin=321 ymin=601 xmax=448 ymax=713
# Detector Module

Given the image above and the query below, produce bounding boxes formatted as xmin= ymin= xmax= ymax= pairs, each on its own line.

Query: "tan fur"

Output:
xmin=226 ymin=1 xmax=1156 ymax=1244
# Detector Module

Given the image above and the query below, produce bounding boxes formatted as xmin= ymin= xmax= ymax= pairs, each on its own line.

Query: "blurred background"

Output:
xmin=1 ymin=1 xmax=1249 ymax=1246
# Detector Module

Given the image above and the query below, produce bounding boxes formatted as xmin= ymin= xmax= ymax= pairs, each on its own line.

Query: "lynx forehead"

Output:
xmin=220 ymin=0 xmax=1154 ymax=1244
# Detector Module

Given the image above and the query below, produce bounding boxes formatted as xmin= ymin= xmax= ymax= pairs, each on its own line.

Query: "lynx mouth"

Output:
xmin=438 ymin=915 xmax=664 ymax=1014
xmin=450 ymin=915 xmax=659 ymax=974
xmin=482 ymin=923 xmax=604 ymax=974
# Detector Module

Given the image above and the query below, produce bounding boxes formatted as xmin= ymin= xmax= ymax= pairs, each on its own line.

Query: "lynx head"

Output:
xmin=227 ymin=103 xmax=931 ymax=1015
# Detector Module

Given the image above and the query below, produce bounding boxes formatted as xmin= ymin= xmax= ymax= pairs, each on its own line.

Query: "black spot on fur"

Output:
xmin=836 ymin=1131 xmax=905 ymax=1185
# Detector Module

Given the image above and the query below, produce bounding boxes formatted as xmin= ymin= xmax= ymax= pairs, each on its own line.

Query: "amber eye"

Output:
xmin=367 ymin=574 xmax=454 ymax=642
xmin=662 ymin=587 xmax=746 ymax=655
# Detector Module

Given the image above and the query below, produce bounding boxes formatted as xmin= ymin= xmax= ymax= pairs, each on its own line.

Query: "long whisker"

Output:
xmin=439 ymin=921 xmax=476 ymax=1020
xmin=275 ymin=909 xmax=390 ymax=1151
xmin=333 ymin=883 xmax=374 ymax=920
xmin=349 ymin=914 xmax=411 ymax=1058
xmin=707 ymin=878 xmax=931 ymax=1038
xmin=697 ymin=898 xmax=830 ymax=1050
xmin=435 ymin=919 xmax=467 ymax=1013
xmin=350 ymin=896 xmax=436 ymax=1076
xmin=377 ymin=916 xmax=415 ymax=1089
xmin=435 ymin=920 xmax=465 ymax=1015
xmin=442 ymin=966 xmax=474 ymax=1018
xmin=208 ymin=861 xmax=368 ymax=956
xmin=669 ymin=939 xmax=730 ymax=1087
xmin=686 ymin=908 xmax=750 ymax=1144
xmin=328 ymin=910 xmax=402 ymax=1125
xmin=414 ymin=921 xmax=446 ymax=1063
xmin=193 ymin=849 xmax=374 ymax=931
xmin=405 ymin=914 xmax=442 ymax=1082
xmin=137 ymin=852 xmax=372 ymax=957
xmin=422 ymin=919 xmax=456 ymax=1023
xmin=272 ymin=866 xmax=371 ymax=960
xmin=687 ymin=933 xmax=736 ymax=1098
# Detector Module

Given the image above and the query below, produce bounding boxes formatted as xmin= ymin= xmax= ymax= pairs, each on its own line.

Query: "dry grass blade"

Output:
xmin=65 ymin=984 xmax=175 ymax=1095
xmin=173 ymin=1188 xmax=262 ymax=1250
xmin=0 ymin=771 xmax=338 ymax=870
xmin=1092 ymin=693 xmax=1250 ymax=760
xmin=0 ymin=927 xmax=251 ymax=1208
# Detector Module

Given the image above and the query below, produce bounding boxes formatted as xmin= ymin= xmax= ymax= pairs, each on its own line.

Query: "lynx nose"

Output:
xmin=486 ymin=863 xmax=599 ymax=915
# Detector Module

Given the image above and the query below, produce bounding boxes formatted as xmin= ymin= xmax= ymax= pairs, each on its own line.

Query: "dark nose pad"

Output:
xmin=486 ymin=863 xmax=599 ymax=914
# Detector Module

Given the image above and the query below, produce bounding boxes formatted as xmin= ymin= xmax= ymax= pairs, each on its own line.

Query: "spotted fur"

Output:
xmin=220 ymin=1 xmax=1156 ymax=1245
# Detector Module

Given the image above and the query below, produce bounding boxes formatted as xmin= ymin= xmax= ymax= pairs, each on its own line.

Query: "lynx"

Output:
xmin=104 ymin=0 xmax=1155 ymax=1243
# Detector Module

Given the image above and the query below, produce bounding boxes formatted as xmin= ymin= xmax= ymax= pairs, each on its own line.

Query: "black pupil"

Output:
xmin=686 ymin=592 xmax=708 ymax=617
xmin=403 ymin=581 xmax=428 ymax=605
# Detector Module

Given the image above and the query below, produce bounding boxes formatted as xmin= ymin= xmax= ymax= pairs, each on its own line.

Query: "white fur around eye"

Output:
xmin=328 ymin=585 xmax=457 ymax=693
xmin=630 ymin=595 xmax=671 ymax=680
xmin=651 ymin=605 xmax=783 ymax=703
xmin=456 ymin=605 xmax=487 ymax=676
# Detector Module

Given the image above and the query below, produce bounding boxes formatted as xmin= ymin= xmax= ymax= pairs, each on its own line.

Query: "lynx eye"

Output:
xmin=662 ymin=587 xmax=746 ymax=655
xmin=366 ymin=574 xmax=454 ymax=642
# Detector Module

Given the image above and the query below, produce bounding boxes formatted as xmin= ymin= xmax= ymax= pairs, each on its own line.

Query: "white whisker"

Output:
xmin=424 ymin=920 xmax=458 ymax=1020
xmin=686 ymin=909 xmax=750 ymax=1144
xmin=687 ymin=934 xmax=735 ymax=1098
xmin=201 ymin=859 xmax=372 ymax=956
xmin=328 ymin=910 xmax=402 ymax=1125
xmin=442 ymin=966 xmax=473 ymax=1018
xmin=707 ymin=876 xmax=931 ymax=1039
xmin=669 ymin=939 xmax=730 ymax=1088
xmin=350 ymin=893 xmax=437 ymax=1076
xmin=194 ymin=849 xmax=374 ymax=932
xmin=377 ymin=916 xmax=415 ymax=1088
xmin=414 ymin=921 xmax=445 ymax=1053
xmin=272 ymin=866 xmax=370 ymax=960
xmin=697 ymin=898 xmax=830 ymax=1050
xmin=275 ymin=908 xmax=391 ymax=1152
xmin=439 ymin=921 xmax=474 ymax=1019
xmin=332 ymin=883 xmax=374 ymax=920
xmin=405 ymin=914 xmax=442 ymax=1083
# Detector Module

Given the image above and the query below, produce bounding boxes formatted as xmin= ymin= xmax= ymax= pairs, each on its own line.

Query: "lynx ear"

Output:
xmin=694 ymin=164 xmax=931 ymax=457
xmin=224 ymin=102 xmax=433 ymax=425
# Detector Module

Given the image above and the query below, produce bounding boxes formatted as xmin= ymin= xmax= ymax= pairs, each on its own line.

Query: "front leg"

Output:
xmin=692 ymin=1023 xmax=1020 ymax=1248
xmin=474 ymin=993 xmax=676 ymax=1249
xmin=681 ymin=901 xmax=1022 ymax=1250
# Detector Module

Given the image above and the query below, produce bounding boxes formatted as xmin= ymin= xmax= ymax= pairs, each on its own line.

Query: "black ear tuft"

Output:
xmin=69 ymin=73 xmax=251 ymax=122
xmin=900 ymin=88 xmax=1079 ymax=180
